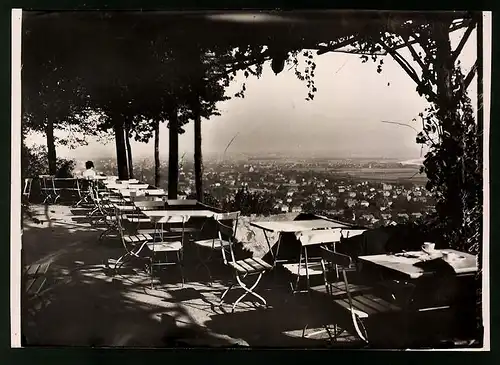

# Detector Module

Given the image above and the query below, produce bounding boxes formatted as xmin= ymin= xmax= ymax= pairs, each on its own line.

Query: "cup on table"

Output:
xmin=421 ymin=242 xmax=435 ymax=253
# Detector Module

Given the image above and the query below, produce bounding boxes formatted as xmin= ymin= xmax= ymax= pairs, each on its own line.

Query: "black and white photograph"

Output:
xmin=12 ymin=9 xmax=490 ymax=349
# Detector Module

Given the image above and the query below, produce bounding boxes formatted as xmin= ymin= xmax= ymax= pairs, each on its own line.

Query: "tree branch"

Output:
xmin=379 ymin=40 xmax=438 ymax=101
xmin=327 ymin=49 xmax=387 ymax=56
xmin=403 ymin=35 xmax=427 ymax=73
xmin=316 ymin=36 xmax=359 ymax=55
xmin=464 ymin=60 xmax=478 ymax=89
xmin=379 ymin=41 xmax=419 ymax=82
xmin=451 ymin=19 xmax=476 ymax=63
xmin=208 ymin=51 xmax=272 ymax=82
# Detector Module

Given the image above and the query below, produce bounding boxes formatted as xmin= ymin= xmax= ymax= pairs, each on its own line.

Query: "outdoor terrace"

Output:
xmin=21 ymin=201 xmax=479 ymax=349
xmin=22 ymin=204 xmax=365 ymax=347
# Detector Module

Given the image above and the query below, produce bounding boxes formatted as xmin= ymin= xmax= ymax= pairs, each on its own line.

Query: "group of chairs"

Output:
xmin=84 ymin=180 xmax=272 ymax=313
xmin=21 ymin=175 xmax=468 ymax=347
xmin=299 ymin=237 xmax=464 ymax=346
xmin=302 ymin=245 xmax=404 ymax=345
xmin=23 ymin=175 xmax=433 ymax=346
xmin=80 ymin=180 xmax=411 ymax=345
xmin=22 ymin=175 xmax=93 ymax=205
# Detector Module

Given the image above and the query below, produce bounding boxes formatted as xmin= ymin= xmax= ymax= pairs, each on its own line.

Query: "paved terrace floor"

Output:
xmin=21 ymin=204 xmax=369 ymax=348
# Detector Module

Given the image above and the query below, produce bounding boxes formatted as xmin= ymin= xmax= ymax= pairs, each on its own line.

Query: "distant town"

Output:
xmin=91 ymin=155 xmax=435 ymax=229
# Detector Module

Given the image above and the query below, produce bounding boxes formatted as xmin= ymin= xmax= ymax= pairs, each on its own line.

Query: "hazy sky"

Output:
xmin=25 ymin=27 xmax=477 ymax=161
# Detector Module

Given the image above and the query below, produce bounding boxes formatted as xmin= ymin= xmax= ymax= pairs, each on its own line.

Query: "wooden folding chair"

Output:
xmin=218 ymin=216 xmax=272 ymax=312
xmin=317 ymin=246 xmax=403 ymax=345
xmin=132 ymin=200 xmax=170 ymax=236
xmin=108 ymin=208 xmax=152 ymax=273
xmin=87 ymin=185 xmax=114 ymax=223
xmin=39 ymin=175 xmax=59 ymax=204
xmin=146 ymin=214 xmax=188 ymax=288
xmin=23 ymin=178 xmax=33 ymax=204
xmin=74 ymin=177 xmax=93 ymax=207
xmin=193 ymin=211 xmax=240 ymax=285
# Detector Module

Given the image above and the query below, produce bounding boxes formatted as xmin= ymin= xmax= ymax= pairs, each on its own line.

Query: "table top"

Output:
xmin=120 ymin=189 xmax=166 ymax=197
xmin=358 ymin=249 xmax=478 ymax=279
xmin=109 ymin=186 xmax=136 ymax=191
xmin=113 ymin=204 xmax=137 ymax=212
xmin=250 ymin=219 xmax=350 ymax=233
xmin=297 ymin=228 xmax=366 ymax=246
xmin=141 ymin=209 xmax=216 ymax=218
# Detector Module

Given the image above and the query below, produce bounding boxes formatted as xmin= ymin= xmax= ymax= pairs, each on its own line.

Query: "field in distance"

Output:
xmin=290 ymin=166 xmax=426 ymax=184
xmin=337 ymin=167 xmax=426 ymax=183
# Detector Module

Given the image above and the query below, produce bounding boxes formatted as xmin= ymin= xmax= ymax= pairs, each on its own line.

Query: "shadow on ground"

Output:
xmin=22 ymin=205 xmax=349 ymax=348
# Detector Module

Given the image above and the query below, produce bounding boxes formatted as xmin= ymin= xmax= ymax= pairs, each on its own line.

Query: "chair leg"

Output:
xmin=42 ymin=194 xmax=51 ymax=204
xmin=232 ymin=272 xmax=267 ymax=312
xmin=302 ymin=324 xmax=308 ymax=338
xmin=99 ymin=224 xmax=115 ymax=241
xmin=177 ymin=251 xmax=184 ymax=287
xmin=219 ymin=283 xmax=234 ymax=305
xmin=150 ymin=258 xmax=155 ymax=289
xmin=113 ymin=251 xmax=134 ymax=272
xmin=293 ymin=249 xmax=304 ymax=294
xmin=324 ymin=325 xmax=334 ymax=342
xmin=195 ymin=246 xmax=213 ymax=285
xmin=352 ymin=316 xmax=369 ymax=344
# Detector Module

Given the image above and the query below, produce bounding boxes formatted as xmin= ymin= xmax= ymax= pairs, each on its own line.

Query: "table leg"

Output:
xmin=274 ymin=233 xmax=283 ymax=268
xmin=294 ymin=247 xmax=303 ymax=293
xmin=262 ymin=230 xmax=274 ymax=263
xmin=304 ymin=246 xmax=310 ymax=292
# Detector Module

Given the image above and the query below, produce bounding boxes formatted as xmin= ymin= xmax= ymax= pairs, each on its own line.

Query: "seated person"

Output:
xmin=82 ymin=161 xmax=97 ymax=179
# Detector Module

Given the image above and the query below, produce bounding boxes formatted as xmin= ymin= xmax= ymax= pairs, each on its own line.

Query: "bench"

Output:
xmin=24 ymin=263 xmax=51 ymax=301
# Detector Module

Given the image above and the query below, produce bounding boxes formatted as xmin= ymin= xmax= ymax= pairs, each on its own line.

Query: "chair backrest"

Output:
xmin=320 ymin=246 xmax=352 ymax=269
xmin=297 ymin=228 xmax=343 ymax=247
xmin=89 ymin=184 xmax=103 ymax=205
xmin=39 ymin=175 xmax=54 ymax=190
xmin=114 ymin=207 xmax=133 ymax=253
xmin=319 ymin=246 xmax=356 ymax=303
xmin=215 ymin=211 xmax=240 ymax=222
xmin=319 ymin=245 xmax=366 ymax=340
xmin=167 ymin=199 xmax=198 ymax=206
xmin=215 ymin=211 xmax=240 ymax=264
xmin=23 ymin=178 xmax=33 ymax=197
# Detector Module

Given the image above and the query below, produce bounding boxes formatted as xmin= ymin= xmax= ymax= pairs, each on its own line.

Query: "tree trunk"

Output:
xmin=193 ymin=96 xmax=204 ymax=202
xmin=477 ymin=13 xmax=484 ymax=172
xmin=154 ymin=120 xmax=160 ymax=188
xmin=113 ymin=118 xmax=129 ymax=180
xmin=433 ymin=21 xmax=465 ymax=241
xmin=46 ymin=118 xmax=57 ymax=175
xmin=167 ymin=108 xmax=179 ymax=199
xmin=125 ymin=126 xmax=134 ymax=179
